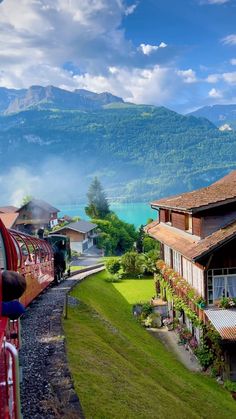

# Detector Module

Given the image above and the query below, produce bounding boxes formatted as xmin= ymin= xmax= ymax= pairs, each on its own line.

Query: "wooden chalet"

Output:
xmin=14 ymin=199 xmax=59 ymax=234
xmin=50 ymin=220 xmax=98 ymax=253
xmin=146 ymin=170 xmax=236 ymax=380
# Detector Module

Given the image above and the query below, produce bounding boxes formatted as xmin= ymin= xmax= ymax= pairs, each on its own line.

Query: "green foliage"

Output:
xmin=141 ymin=302 xmax=153 ymax=317
xmin=141 ymin=252 xmax=157 ymax=274
xmin=194 ymin=344 xmax=214 ymax=369
xmin=224 ymin=380 xmax=236 ymax=393
xmin=143 ymin=236 xmax=160 ymax=253
xmin=2 ymin=106 xmax=236 ymax=202
xmin=121 ymin=251 xmax=144 ymax=276
xmin=51 ymin=221 xmax=68 ymax=231
xmin=21 ymin=195 xmax=33 ymax=205
xmin=64 ymin=271 xmax=236 ymax=419
xmin=85 ymin=177 xmax=110 ymax=219
xmin=94 ymin=214 xmax=137 ymax=256
xmin=136 ymin=225 xmax=145 ymax=253
xmin=105 ymin=258 xmax=121 ymax=275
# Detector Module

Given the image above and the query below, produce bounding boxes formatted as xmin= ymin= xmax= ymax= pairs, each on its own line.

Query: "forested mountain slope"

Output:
xmin=1 ymin=100 xmax=236 ymax=202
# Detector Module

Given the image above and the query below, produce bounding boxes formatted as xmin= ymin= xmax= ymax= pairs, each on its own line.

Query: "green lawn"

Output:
xmin=63 ymin=271 xmax=236 ymax=419
xmin=70 ymin=265 xmax=84 ymax=272
xmin=113 ymin=278 xmax=155 ymax=304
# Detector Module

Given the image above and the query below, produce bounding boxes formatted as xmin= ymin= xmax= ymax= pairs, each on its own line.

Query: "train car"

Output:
xmin=0 ymin=219 xmax=56 ymax=418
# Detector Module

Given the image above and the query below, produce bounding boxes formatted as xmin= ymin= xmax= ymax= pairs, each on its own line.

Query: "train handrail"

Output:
xmin=4 ymin=341 xmax=22 ymax=419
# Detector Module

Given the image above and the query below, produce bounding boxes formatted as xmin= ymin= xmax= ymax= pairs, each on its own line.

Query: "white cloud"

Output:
xmin=176 ymin=69 xmax=197 ymax=83
xmin=222 ymin=72 xmax=236 ymax=84
xmin=206 ymin=0 xmax=230 ymax=4
xmin=222 ymin=34 xmax=236 ymax=45
xmin=139 ymin=42 xmax=167 ymax=56
xmin=125 ymin=3 xmax=137 ymax=15
xmin=0 ymin=0 xmax=139 ymax=88
xmin=206 ymin=73 xmax=221 ymax=83
xmin=208 ymin=88 xmax=222 ymax=98
xmin=230 ymin=58 xmax=236 ymax=65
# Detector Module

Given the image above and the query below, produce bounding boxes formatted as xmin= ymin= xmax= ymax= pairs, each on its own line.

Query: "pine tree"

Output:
xmin=85 ymin=177 xmax=110 ymax=219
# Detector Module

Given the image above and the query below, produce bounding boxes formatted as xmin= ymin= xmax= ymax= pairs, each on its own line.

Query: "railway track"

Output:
xmin=20 ymin=266 xmax=104 ymax=419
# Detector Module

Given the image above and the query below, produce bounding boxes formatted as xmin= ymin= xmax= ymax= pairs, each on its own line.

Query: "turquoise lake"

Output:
xmin=58 ymin=202 xmax=157 ymax=228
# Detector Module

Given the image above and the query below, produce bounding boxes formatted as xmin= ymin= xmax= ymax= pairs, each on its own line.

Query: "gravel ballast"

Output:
xmin=20 ymin=268 xmax=104 ymax=418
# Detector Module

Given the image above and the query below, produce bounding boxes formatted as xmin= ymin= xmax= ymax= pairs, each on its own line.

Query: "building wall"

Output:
xmin=192 ymin=216 xmax=201 ymax=237
xmin=163 ymin=244 xmax=205 ymax=296
xmin=171 ymin=212 xmax=186 ymax=231
xmin=56 ymin=229 xmax=85 ymax=242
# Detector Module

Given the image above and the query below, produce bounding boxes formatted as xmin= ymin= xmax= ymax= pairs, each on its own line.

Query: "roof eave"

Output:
xmin=151 ymin=195 xmax=236 ymax=214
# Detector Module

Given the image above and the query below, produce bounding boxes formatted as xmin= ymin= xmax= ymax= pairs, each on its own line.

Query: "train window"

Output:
xmin=0 ymin=232 xmax=7 ymax=270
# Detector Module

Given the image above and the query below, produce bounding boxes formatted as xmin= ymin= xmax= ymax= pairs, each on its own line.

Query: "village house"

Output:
xmin=14 ymin=199 xmax=59 ymax=234
xmin=50 ymin=220 xmax=98 ymax=253
xmin=0 ymin=206 xmax=19 ymax=229
xmin=146 ymin=170 xmax=236 ymax=380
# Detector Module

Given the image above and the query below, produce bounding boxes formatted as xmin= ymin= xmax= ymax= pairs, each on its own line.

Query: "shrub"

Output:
xmin=105 ymin=258 xmax=121 ymax=275
xmin=141 ymin=302 xmax=153 ymax=317
xmin=194 ymin=344 xmax=214 ymax=369
xmin=121 ymin=251 xmax=144 ymax=276
xmin=224 ymin=380 xmax=236 ymax=393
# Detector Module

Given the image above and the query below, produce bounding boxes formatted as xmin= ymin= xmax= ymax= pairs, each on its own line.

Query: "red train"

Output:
xmin=0 ymin=220 xmax=70 ymax=418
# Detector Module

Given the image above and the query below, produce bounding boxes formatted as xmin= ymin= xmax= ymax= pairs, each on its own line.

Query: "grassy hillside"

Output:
xmin=64 ymin=271 xmax=236 ymax=419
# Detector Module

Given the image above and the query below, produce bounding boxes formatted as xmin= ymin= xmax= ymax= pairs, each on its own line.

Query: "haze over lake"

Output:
xmin=58 ymin=202 xmax=157 ymax=228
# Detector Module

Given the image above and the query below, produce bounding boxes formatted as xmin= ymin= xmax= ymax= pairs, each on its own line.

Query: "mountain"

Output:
xmin=0 ymin=86 xmax=124 ymax=114
xmin=188 ymin=104 xmax=236 ymax=129
xmin=1 ymin=91 xmax=236 ymax=204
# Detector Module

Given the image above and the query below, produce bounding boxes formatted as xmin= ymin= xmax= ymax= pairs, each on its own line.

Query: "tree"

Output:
xmin=21 ymin=195 xmax=33 ymax=205
xmin=136 ymin=225 xmax=145 ymax=253
xmin=85 ymin=177 xmax=110 ymax=219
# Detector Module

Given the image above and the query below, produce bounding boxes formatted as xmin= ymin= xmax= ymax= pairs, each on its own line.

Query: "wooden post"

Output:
xmin=64 ymin=294 xmax=68 ymax=320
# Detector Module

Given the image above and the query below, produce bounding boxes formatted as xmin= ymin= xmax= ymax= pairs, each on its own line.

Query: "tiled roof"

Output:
xmin=204 ymin=308 xmax=236 ymax=341
xmin=0 ymin=206 xmax=18 ymax=213
xmin=51 ymin=220 xmax=97 ymax=234
xmin=146 ymin=219 xmax=236 ymax=261
xmin=145 ymin=222 xmax=198 ymax=260
xmin=151 ymin=170 xmax=236 ymax=212
xmin=18 ymin=199 xmax=60 ymax=213
xmin=0 ymin=213 xmax=19 ymax=228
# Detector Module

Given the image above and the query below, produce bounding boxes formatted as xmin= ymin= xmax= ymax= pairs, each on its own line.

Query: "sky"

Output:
xmin=0 ymin=0 xmax=236 ymax=112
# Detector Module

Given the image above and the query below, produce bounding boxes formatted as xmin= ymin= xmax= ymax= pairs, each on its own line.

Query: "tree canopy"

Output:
xmin=85 ymin=177 xmax=110 ymax=219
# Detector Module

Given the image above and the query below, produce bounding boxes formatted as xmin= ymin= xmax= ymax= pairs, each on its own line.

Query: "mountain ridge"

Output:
xmin=188 ymin=104 xmax=236 ymax=129
xmin=0 ymin=85 xmax=124 ymax=114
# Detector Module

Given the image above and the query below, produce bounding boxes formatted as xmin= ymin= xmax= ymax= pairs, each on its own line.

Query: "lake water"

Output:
xmin=58 ymin=202 xmax=157 ymax=228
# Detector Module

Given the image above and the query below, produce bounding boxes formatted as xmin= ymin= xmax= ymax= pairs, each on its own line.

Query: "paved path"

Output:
xmin=20 ymin=267 xmax=104 ymax=419
xmin=148 ymin=327 xmax=201 ymax=372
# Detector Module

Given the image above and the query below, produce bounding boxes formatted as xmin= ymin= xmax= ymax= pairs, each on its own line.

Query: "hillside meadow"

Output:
xmin=63 ymin=271 xmax=236 ymax=419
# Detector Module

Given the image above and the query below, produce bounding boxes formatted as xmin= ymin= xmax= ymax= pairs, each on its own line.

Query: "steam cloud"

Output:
xmin=0 ymin=157 xmax=88 ymax=207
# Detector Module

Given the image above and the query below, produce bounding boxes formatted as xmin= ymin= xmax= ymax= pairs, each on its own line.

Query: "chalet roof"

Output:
xmin=18 ymin=199 xmax=60 ymax=213
xmin=51 ymin=220 xmax=97 ymax=234
xmin=204 ymin=308 xmax=236 ymax=341
xmin=0 ymin=206 xmax=18 ymax=213
xmin=0 ymin=213 xmax=19 ymax=229
xmin=151 ymin=170 xmax=236 ymax=212
xmin=146 ymin=219 xmax=236 ymax=261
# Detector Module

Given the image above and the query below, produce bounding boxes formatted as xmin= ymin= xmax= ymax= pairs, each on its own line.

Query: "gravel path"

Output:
xmin=148 ymin=327 xmax=201 ymax=372
xmin=20 ymin=267 xmax=104 ymax=419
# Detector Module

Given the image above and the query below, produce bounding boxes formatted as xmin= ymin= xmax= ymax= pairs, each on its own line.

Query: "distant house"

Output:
xmin=0 ymin=206 xmax=18 ymax=213
xmin=0 ymin=213 xmax=19 ymax=229
xmin=14 ymin=199 xmax=59 ymax=234
xmin=146 ymin=170 xmax=236 ymax=380
xmin=50 ymin=220 xmax=98 ymax=253
xmin=0 ymin=206 xmax=19 ymax=229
